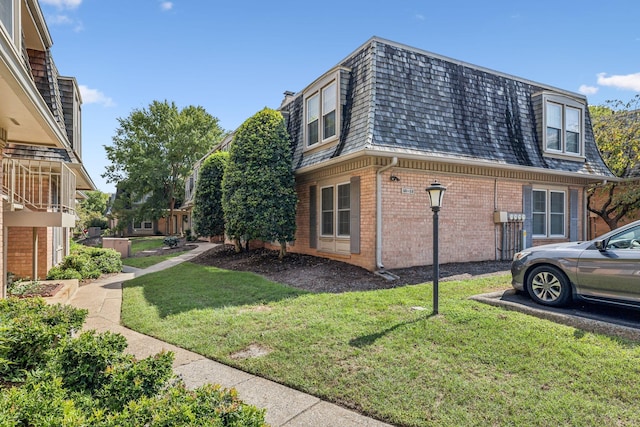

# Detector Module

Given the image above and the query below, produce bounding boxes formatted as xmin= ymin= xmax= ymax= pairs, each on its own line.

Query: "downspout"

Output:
xmin=376 ymin=156 xmax=398 ymax=270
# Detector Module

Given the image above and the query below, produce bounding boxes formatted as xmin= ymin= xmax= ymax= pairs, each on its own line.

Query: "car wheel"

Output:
xmin=526 ymin=265 xmax=571 ymax=307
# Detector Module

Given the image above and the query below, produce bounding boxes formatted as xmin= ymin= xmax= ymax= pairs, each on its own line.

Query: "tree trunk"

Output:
xmin=279 ymin=241 xmax=286 ymax=259
xmin=168 ymin=196 xmax=175 ymax=235
xmin=234 ymin=238 xmax=241 ymax=253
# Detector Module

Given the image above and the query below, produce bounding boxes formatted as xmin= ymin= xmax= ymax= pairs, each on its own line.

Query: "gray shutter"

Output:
xmin=523 ymin=185 xmax=533 ymax=249
xmin=569 ymin=189 xmax=578 ymax=241
xmin=350 ymin=176 xmax=361 ymax=254
xmin=309 ymin=186 xmax=317 ymax=249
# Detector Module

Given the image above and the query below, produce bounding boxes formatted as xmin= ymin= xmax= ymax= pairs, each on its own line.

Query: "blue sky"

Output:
xmin=39 ymin=0 xmax=640 ymax=193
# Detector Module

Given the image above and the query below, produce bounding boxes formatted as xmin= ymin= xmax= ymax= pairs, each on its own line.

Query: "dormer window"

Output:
xmin=539 ymin=93 xmax=585 ymax=158
xmin=304 ymin=72 xmax=340 ymax=149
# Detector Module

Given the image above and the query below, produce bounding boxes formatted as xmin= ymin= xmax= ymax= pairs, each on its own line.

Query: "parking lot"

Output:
xmin=472 ymin=289 xmax=640 ymax=342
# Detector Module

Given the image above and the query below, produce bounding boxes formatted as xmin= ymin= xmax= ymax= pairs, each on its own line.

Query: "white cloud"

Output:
xmin=415 ymin=14 xmax=425 ymax=21
xmin=47 ymin=14 xmax=73 ymax=25
xmin=578 ymin=85 xmax=599 ymax=95
xmin=79 ymin=85 xmax=115 ymax=107
xmin=40 ymin=0 xmax=82 ymax=9
xmin=597 ymin=72 xmax=640 ymax=92
xmin=160 ymin=2 xmax=173 ymax=11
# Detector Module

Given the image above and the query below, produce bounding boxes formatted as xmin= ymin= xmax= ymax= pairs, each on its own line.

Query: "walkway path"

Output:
xmin=68 ymin=242 xmax=392 ymax=427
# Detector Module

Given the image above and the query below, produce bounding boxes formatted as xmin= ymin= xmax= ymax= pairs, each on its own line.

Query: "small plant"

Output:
xmin=7 ymin=280 xmax=41 ymax=297
xmin=163 ymin=236 xmax=179 ymax=248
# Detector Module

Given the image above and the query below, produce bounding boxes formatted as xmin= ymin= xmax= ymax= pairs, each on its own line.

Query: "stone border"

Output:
xmin=471 ymin=290 xmax=640 ymax=342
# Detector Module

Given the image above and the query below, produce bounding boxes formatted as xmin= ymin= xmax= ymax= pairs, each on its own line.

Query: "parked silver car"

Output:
xmin=511 ymin=219 xmax=640 ymax=308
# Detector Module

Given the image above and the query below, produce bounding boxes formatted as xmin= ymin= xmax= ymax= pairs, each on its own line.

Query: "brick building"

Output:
xmin=185 ymin=37 xmax=616 ymax=273
xmin=1 ymin=0 xmax=95 ymax=295
xmin=276 ymin=37 xmax=615 ymax=272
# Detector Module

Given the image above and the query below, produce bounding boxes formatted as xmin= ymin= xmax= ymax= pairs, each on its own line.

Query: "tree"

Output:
xmin=193 ymin=151 xmax=229 ymax=238
xmin=103 ymin=100 xmax=225 ymax=235
xmin=587 ymin=95 xmax=640 ymax=230
xmin=222 ymin=108 xmax=297 ymax=258
xmin=75 ymin=190 xmax=110 ymax=234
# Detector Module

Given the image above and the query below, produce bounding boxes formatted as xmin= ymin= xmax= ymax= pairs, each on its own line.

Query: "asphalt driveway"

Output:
xmin=471 ymin=289 xmax=640 ymax=342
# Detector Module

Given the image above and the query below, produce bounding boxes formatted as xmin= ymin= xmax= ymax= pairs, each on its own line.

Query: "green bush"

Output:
xmin=51 ymin=330 xmax=128 ymax=394
xmin=163 ymin=236 xmax=179 ymax=248
xmin=0 ymin=299 xmax=267 ymax=426
xmin=95 ymin=351 xmax=174 ymax=411
xmin=46 ymin=245 xmax=123 ymax=281
xmin=45 ymin=265 xmax=83 ymax=280
xmin=0 ymin=369 xmax=87 ymax=426
xmin=0 ymin=298 xmax=87 ymax=382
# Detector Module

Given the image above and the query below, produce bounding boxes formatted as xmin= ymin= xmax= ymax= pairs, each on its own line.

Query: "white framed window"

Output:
xmin=304 ymin=74 xmax=339 ymax=148
xmin=307 ymin=93 xmax=319 ymax=146
xmin=321 ymin=182 xmax=350 ymax=237
xmin=337 ymin=183 xmax=350 ymax=236
xmin=532 ymin=189 xmax=566 ymax=238
xmin=0 ymin=0 xmax=13 ymax=37
xmin=543 ymin=94 xmax=584 ymax=157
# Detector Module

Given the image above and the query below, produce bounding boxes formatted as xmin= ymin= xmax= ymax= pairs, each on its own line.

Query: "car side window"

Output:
xmin=607 ymin=226 xmax=640 ymax=250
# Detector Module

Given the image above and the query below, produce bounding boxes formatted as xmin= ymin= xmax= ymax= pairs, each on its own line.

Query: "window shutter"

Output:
xmin=309 ymin=186 xmax=317 ymax=249
xmin=350 ymin=176 xmax=360 ymax=254
xmin=569 ymin=189 xmax=578 ymax=241
xmin=523 ymin=185 xmax=533 ymax=248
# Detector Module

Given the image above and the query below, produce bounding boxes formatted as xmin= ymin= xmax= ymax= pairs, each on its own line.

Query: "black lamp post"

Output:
xmin=425 ymin=181 xmax=446 ymax=315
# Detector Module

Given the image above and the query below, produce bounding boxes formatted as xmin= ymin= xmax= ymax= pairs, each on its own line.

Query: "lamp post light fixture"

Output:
xmin=425 ymin=181 xmax=446 ymax=315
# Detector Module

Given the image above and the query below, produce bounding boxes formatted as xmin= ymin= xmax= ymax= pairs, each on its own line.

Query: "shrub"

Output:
xmin=0 ymin=298 xmax=87 ymax=382
xmin=51 ymin=330 xmax=128 ymax=394
xmin=46 ymin=246 xmax=122 ymax=281
xmin=95 ymin=351 xmax=175 ymax=411
xmin=0 ymin=302 xmax=267 ymax=426
xmin=46 ymin=265 xmax=83 ymax=280
xmin=163 ymin=236 xmax=179 ymax=248
xmin=193 ymin=151 xmax=229 ymax=238
xmin=0 ymin=370 xmax=87 ymax=426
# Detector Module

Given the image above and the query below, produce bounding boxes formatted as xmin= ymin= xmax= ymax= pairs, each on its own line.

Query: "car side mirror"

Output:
xmin=594 ymin=239 xmax=607 ymax=251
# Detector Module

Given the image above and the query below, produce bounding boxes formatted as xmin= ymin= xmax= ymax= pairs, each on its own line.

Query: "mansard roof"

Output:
xmin=282 ymin=37 xmax=614 ymax=179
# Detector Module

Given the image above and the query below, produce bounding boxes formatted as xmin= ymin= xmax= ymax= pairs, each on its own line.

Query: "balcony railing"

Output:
xmin=2 ymin=158 xmax=76 ymax=215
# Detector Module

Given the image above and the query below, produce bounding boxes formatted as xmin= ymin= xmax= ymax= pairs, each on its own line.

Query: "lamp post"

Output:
xmin=425 ymin=181 xmax=446 ymax=315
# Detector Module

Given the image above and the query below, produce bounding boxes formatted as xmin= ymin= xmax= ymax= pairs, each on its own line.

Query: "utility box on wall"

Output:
xmin=493 ymin=211 xmax=525 ymax=223
xmin=102 ymin=238 xmax=131 ymax=258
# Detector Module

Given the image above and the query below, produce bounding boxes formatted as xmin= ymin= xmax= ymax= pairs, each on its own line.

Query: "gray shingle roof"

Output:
xmin=282 ymin=37 xmax=613 ymax=178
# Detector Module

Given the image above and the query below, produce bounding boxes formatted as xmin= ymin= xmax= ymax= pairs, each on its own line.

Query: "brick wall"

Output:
xmin=266 ymin=161 xmax=588 ymax=271
xmin=381 ymin=172 xmax=502 ymax=268
xmin=7 ymin=227 xmax=50 ymax=280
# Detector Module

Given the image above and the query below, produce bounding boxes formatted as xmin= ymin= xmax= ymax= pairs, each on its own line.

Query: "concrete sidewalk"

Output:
xmin=68 ymin=242 xmax=392 ymax=427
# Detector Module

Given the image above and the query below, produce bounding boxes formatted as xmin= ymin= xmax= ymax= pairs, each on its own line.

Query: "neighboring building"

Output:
xmin=107 ymin=189 xmax=191 ymax=237
xmin=1 ymin=0 xmax=95 ymax=295
xmin=185 ymin=37 xmax=616 ymax=272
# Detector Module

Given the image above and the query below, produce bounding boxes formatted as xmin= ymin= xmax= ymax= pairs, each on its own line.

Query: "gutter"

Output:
xmin=376 ymin=156 xmax=397 ymax=270
xmin=294 ymin=148 xmax=619 ymax=183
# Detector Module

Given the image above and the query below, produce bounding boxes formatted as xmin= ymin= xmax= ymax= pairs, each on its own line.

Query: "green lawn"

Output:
xmin=121 ymin=263 xmax=640 ymax=427
xmin=122 ymin=236 xmax=190 ymax=268
xmin=121 ymin=251 xmax=191 ymax=269
xmin=129 ymin=236 xmax=166 ymax=254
